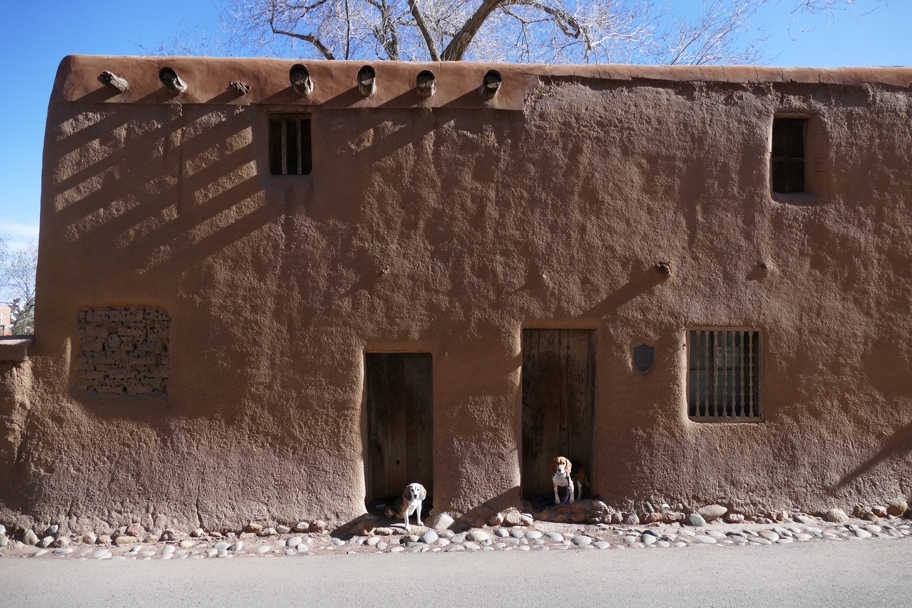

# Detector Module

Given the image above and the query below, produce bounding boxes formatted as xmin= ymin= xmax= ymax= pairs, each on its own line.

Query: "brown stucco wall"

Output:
xmin=4 ymin=55 xmax=912 ymax=533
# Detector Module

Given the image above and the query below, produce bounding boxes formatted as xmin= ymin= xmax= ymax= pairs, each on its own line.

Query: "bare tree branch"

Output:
xmin=269 ymin=3 xmax=336 ymax=59
xmin=150 ymin=0 xmax=884 ymax=66
xmin=409 ymin=0 xmax=442 ymax=60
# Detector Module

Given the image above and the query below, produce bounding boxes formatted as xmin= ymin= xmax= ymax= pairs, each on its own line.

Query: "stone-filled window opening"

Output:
xmin=76 ymin=307 xmax=170 ymax=395
xmin=269 ymin=115 xmax=312 ymax=176
xmin=770 ymin=114 xmax=828 ymax=204
xmin=688 ymin=329 xmax=762 ymax=421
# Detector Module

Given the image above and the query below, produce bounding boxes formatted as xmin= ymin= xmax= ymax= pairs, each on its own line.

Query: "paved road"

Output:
xmin=2 ymin=540 xmax=911 ymax=607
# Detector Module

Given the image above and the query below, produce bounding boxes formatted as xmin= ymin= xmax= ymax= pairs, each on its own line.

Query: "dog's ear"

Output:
xmin=402 ymin=486 xmax=412 ymax=502
xmin=565 ymin=459 xmax=572 ymax=474
xmin=418 ymin=485 xmax=427 ymax=501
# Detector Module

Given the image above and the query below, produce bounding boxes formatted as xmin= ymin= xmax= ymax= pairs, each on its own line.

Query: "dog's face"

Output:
xmin=551 ymin=456 xmax=572 ymax=479
xmin=403 ymin=483 xmax=427 ymax=504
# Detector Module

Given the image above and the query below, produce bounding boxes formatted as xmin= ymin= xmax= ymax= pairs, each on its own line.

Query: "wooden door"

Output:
xmin=366 ymin=353 xmax=433 ymax=500
xmin=521 ymin=329 xmax=596 ymax=496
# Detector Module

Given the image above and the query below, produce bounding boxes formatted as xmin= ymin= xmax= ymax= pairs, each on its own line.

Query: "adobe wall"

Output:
xmin=4 ymin=55 xmax=912 ymax=533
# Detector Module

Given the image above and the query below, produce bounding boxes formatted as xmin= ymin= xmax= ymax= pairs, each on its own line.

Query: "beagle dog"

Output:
xmin=383 ymin=483 xmax=427 ymax=531
xmin=551 ymin=457 xmax=589 ymax=504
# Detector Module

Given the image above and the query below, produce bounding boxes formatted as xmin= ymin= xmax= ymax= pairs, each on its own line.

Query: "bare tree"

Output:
xmin=172 ymin=0 xmax=883 ymax=65
xmin=0 ymin=239 xmax=37 ymax=336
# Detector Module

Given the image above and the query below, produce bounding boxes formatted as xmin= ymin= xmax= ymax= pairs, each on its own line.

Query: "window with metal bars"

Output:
xmin=269 ymin=116 xmax=312 ymax=176
xmin=688 ymin=329 xmax=762 ymax=421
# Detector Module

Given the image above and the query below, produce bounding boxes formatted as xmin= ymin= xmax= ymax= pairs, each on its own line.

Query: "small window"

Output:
xmin=688 ymin=329 xmax=762 ymax=421
xmin=770 ymin=115 xmax=828 ymax=204
xmin=269 ymin=116 xmax=312 ymax=175
xmin=771 ymin=118 xmax=805 ymax=194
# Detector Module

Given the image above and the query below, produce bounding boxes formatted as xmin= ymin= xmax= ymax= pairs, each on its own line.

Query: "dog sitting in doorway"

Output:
xmin=551 ymin=457 xmax=589 ymax=504
xmin=384 ymin=482 xmax=427 ymax=531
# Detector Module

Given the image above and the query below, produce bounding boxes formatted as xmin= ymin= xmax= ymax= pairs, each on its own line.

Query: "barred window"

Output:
xmin=269 ymin=116 xmax=312 ymax=176
xmin=688 ymin=329 xmax=762 ymax=421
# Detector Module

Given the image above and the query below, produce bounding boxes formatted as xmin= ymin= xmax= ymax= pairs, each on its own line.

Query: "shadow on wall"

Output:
xmin=835 ymin=419 xmax=912 ymax=489
xmin=584 ymin=264 xmax=667 ymax=319
xmin=49 ymin=106 xmax=276 ymax=277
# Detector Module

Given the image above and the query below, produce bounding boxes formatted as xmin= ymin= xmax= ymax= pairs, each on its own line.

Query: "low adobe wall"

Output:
xmin=1 ymin=56 xmax=910 ymax=533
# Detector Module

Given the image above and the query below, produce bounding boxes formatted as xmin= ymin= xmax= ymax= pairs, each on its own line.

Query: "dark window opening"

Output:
xmin=688 ymin=329 xmax=762 ymax=421
xmin=772 ymin=118 xmax=805 ymax=194
xmin=269 ymin=116 xmax=312 ymax=175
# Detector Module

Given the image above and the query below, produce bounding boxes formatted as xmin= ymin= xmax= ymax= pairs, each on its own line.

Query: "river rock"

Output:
xmin=126 ymin=523 xmax=145 ymax=537
xmin=504 ymin=511 xmax=523 ymax=527
xmin=420 ymin=531 xmax=438 ymax=544
xmin=685 ymin=513 xmax=706 ymax=527
xmin=468 ymin=530 xmax=490 ymax=542
xmin=23 ymin=530 xmax=39 ymax=546
xmin=623 ymin=513 xmax=640 ymax=525
xmin=888 ymin=499 xmax=908 ymax=517
xmin=571 ymin=535 xmax=591 ymax=546
xmin=825 ymin=509 xmax=849 ymax=523
xmin=427 ymin=513 xmax=454 ymax=530
xmin=698 ymin=504 xmax=727 ymax=522
xmin=487 ymin=513 xmax=504 ymax=527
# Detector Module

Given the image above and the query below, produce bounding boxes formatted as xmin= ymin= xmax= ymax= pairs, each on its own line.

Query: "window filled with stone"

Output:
xmin=76 ymin=307 xmax=170 ymax=395
xmin=771 ymin=118 xmax=806 ymax=194
xmin=688 ymin=329 xmax=761 ymax=421
xmin=269 ymin=116 xmax=312 ymax=175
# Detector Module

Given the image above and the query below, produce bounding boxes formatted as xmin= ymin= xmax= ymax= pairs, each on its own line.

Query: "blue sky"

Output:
xmin=1 ymin=0 xmax=909 ymax=249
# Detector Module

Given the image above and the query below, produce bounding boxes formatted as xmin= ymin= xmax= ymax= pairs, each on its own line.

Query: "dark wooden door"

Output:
xmin=366 ymin=353 xmax=433 ymax=500
xmin=521 ymin=329 xmax=596 ymax=496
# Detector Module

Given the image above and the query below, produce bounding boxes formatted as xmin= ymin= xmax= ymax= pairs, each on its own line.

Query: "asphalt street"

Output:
xmin=2 ymin=538 xmax=911 ymax=607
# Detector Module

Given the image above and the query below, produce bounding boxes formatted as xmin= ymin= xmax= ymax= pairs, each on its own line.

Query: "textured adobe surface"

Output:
xmin=0 ymin=56 xmax=910 ymax=534
xmin=76 ymin=307 xmax=170 ymax=395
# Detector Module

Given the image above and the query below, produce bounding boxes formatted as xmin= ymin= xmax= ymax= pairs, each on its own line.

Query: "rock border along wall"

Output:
xmin=76 ymin=308 xmax=170 ymax=395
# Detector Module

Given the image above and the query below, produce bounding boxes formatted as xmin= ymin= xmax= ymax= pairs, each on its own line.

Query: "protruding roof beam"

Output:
xmin=159 ymin=67 xmax=187 ymax=95
xmin=416 ymin=70 xmax=436 ymax=99
xmin=290 ymin=64 xmax=314 ymax=96
xmin=97 ymin=71 xmax=129 ymax=94
xmin=358 ymin=65 xmax=377 ymax=98
xmin=481 ymin=70 xmax=501 ymax=100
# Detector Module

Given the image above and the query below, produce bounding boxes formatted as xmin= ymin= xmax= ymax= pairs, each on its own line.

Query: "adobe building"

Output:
xmin=1 ymin=55 xmax=911 ymax=533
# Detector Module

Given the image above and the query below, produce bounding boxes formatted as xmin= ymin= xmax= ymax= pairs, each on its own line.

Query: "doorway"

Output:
xmin=365 ymin=353 xmax=433 ymax=502
xmin=521 ymin=329 xmax=596 ymax=497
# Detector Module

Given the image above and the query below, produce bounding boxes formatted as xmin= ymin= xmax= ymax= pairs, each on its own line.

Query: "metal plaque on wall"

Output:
xmin=633 ymin=343 xmax=654 ymax=373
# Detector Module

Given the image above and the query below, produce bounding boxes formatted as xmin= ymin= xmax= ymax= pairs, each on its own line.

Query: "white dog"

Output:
xmin=383 ymin=483 xmax=427 ymax=531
